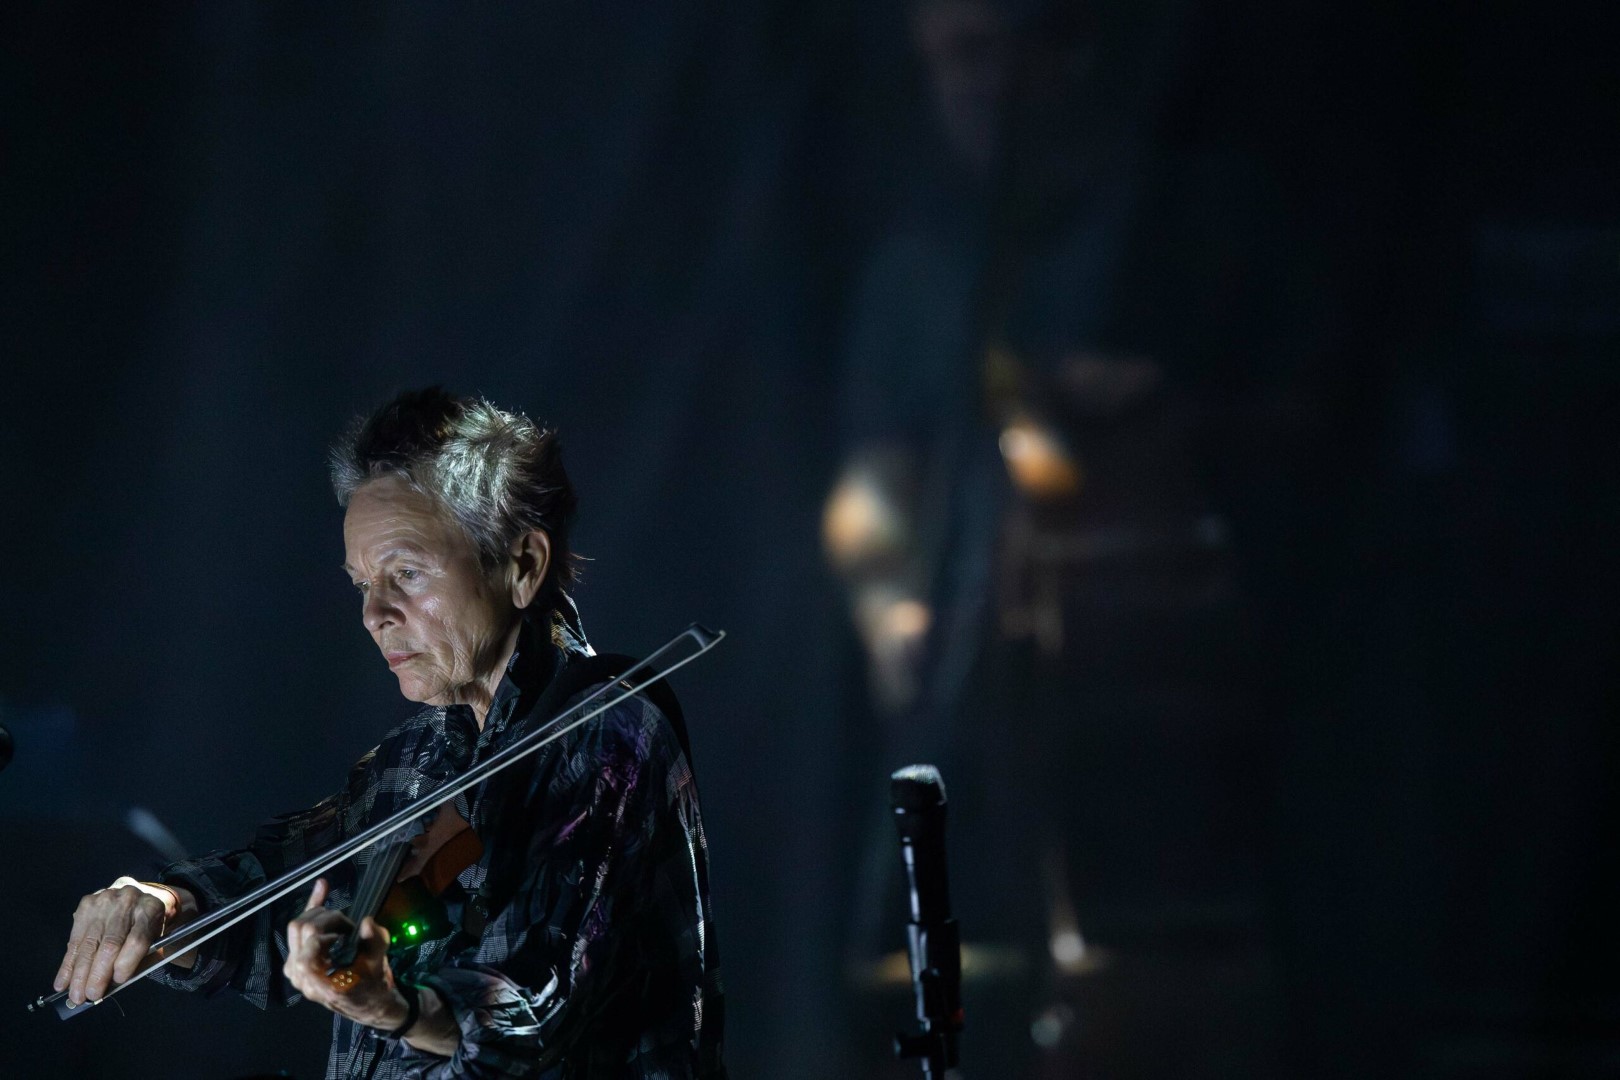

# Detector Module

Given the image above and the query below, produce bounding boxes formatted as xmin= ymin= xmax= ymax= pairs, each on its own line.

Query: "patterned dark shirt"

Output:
xmin=150 ymin=613 xmax=725 ymax=1079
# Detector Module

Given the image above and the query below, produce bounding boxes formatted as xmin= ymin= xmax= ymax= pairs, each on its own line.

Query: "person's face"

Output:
xmin=342 ymin=474 xmax=518 ymax=709
xmin=913 ymin=0 xmax=1010 ymax=174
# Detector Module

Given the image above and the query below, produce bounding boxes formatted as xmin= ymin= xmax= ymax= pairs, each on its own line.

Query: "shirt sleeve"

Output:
xmin=395 ymin=693 xmax=709 ymax=1078
xmin=145 ymin=744 xmax=384 ymax=1008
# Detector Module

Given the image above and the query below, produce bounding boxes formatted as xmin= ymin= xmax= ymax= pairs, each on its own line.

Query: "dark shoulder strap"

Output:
xmin=532 ymin=652 xmax=695 ymax=768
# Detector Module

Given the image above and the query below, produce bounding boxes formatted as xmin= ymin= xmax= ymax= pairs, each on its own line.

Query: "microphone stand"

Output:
xmin=890 ymin=765 xmax=962 ymax=1079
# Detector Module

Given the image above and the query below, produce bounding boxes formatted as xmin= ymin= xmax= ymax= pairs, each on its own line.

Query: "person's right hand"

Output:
xmin=54 ymin=877 xmax=198 ymax=1006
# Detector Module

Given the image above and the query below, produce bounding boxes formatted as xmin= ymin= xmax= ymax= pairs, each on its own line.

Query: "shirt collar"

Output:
xmin=480 ymin=605 xmax=592 ymax=738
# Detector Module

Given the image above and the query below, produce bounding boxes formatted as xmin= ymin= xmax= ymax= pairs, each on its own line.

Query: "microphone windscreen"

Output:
xmin=890 ymin=763 xmax=945 ymax=810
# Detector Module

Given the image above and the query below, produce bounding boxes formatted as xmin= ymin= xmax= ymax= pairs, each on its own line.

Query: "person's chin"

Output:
xmin=393 ymin=671 xmax=432 ymax=703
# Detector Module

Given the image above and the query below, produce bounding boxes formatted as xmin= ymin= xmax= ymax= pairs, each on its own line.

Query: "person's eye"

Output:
xmin=353 ymin=580 xmax=370 ymax=594
xmin=398 ymin=568 xmax=419 ymax=581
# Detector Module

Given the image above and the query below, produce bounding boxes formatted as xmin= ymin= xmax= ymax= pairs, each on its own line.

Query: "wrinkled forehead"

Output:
xmin=341 ymin=474 xmax=472 ymax=568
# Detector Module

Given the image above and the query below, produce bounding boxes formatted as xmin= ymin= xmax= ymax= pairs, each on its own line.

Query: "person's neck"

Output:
xmin=459 ymin=619 xmax=525 ymax=732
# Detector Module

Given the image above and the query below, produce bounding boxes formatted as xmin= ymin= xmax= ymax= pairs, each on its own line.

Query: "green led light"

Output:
xmin=406 ymin=924 xmax=419 ymax=937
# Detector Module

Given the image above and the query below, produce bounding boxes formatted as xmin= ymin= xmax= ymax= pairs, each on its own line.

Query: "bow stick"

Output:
xmin=30 ymin=622 xmax=724 ymax=1020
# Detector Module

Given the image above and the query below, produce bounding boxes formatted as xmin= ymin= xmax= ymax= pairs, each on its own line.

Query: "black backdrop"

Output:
xmin=3 ymin=2 xmax=1616 ymax=1078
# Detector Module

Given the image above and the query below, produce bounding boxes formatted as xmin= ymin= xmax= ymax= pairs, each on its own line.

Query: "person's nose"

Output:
xmin=362 ymin=583 xmax=402 ymax=637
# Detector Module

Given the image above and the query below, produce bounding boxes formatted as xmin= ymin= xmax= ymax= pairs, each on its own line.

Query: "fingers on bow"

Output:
xmin=56 ymin=885 xmax=165 ymax=1005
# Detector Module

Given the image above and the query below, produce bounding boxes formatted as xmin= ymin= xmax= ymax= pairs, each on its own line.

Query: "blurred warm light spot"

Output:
xmin=999 ymin=416 xmax=1081 ymax=499
xmin=822 ymin=470 xmax=907 ymax=570
xmin=854 ymin=942 xmax=1028 ymax=989
xmin=879 ymin=597 xmax=931 ymax=642
xmin=1043 ymin=844 xmax=1106 ymax=977
xmin=1046 ymin=924 xmax=1108 ymax=978
xmin=852 ymin=589 xmax=932 ymax=713
xmin=1049 ymin=927 xmax=1085 ymax=969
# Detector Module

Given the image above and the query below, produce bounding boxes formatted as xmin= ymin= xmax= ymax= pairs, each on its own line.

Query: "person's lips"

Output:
xmin=386 ymin=651 xmax=420 ymax=669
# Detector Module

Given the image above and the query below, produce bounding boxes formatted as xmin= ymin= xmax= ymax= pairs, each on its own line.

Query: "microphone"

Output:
xmin=890 ymin=764 xmax=962 ymax=1078
xmin=0 ymin=724 xmax=12 ymax=773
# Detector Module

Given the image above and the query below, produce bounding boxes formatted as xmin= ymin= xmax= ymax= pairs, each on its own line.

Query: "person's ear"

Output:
xmin=508 ymin=529 xmax=552 ymax=610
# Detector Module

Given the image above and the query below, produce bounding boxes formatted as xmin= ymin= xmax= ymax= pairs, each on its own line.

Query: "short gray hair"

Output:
xmin=329 ymin=387 xmax=579 ymax=608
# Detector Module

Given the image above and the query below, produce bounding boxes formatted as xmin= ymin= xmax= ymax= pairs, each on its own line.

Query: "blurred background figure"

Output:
xmin=825 ymin=0 xmax=1307 ymax=1074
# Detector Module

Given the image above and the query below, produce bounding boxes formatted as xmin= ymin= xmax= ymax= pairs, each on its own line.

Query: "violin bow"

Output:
xmin=30 ymin=623 xmax=725 ymax=1020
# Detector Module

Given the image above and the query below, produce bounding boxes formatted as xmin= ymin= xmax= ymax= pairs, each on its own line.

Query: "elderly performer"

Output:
xmin=52 ymin=388 xmax=726 ymax=1079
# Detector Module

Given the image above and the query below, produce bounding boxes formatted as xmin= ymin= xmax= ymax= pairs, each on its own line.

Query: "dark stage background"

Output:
xmin=2 ymin=3 xmax=1616 ymax=1078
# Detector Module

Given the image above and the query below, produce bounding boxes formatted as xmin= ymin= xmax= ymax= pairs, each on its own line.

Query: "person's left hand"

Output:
xmin=284 ymin=878 xmax=409 ymax=1032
